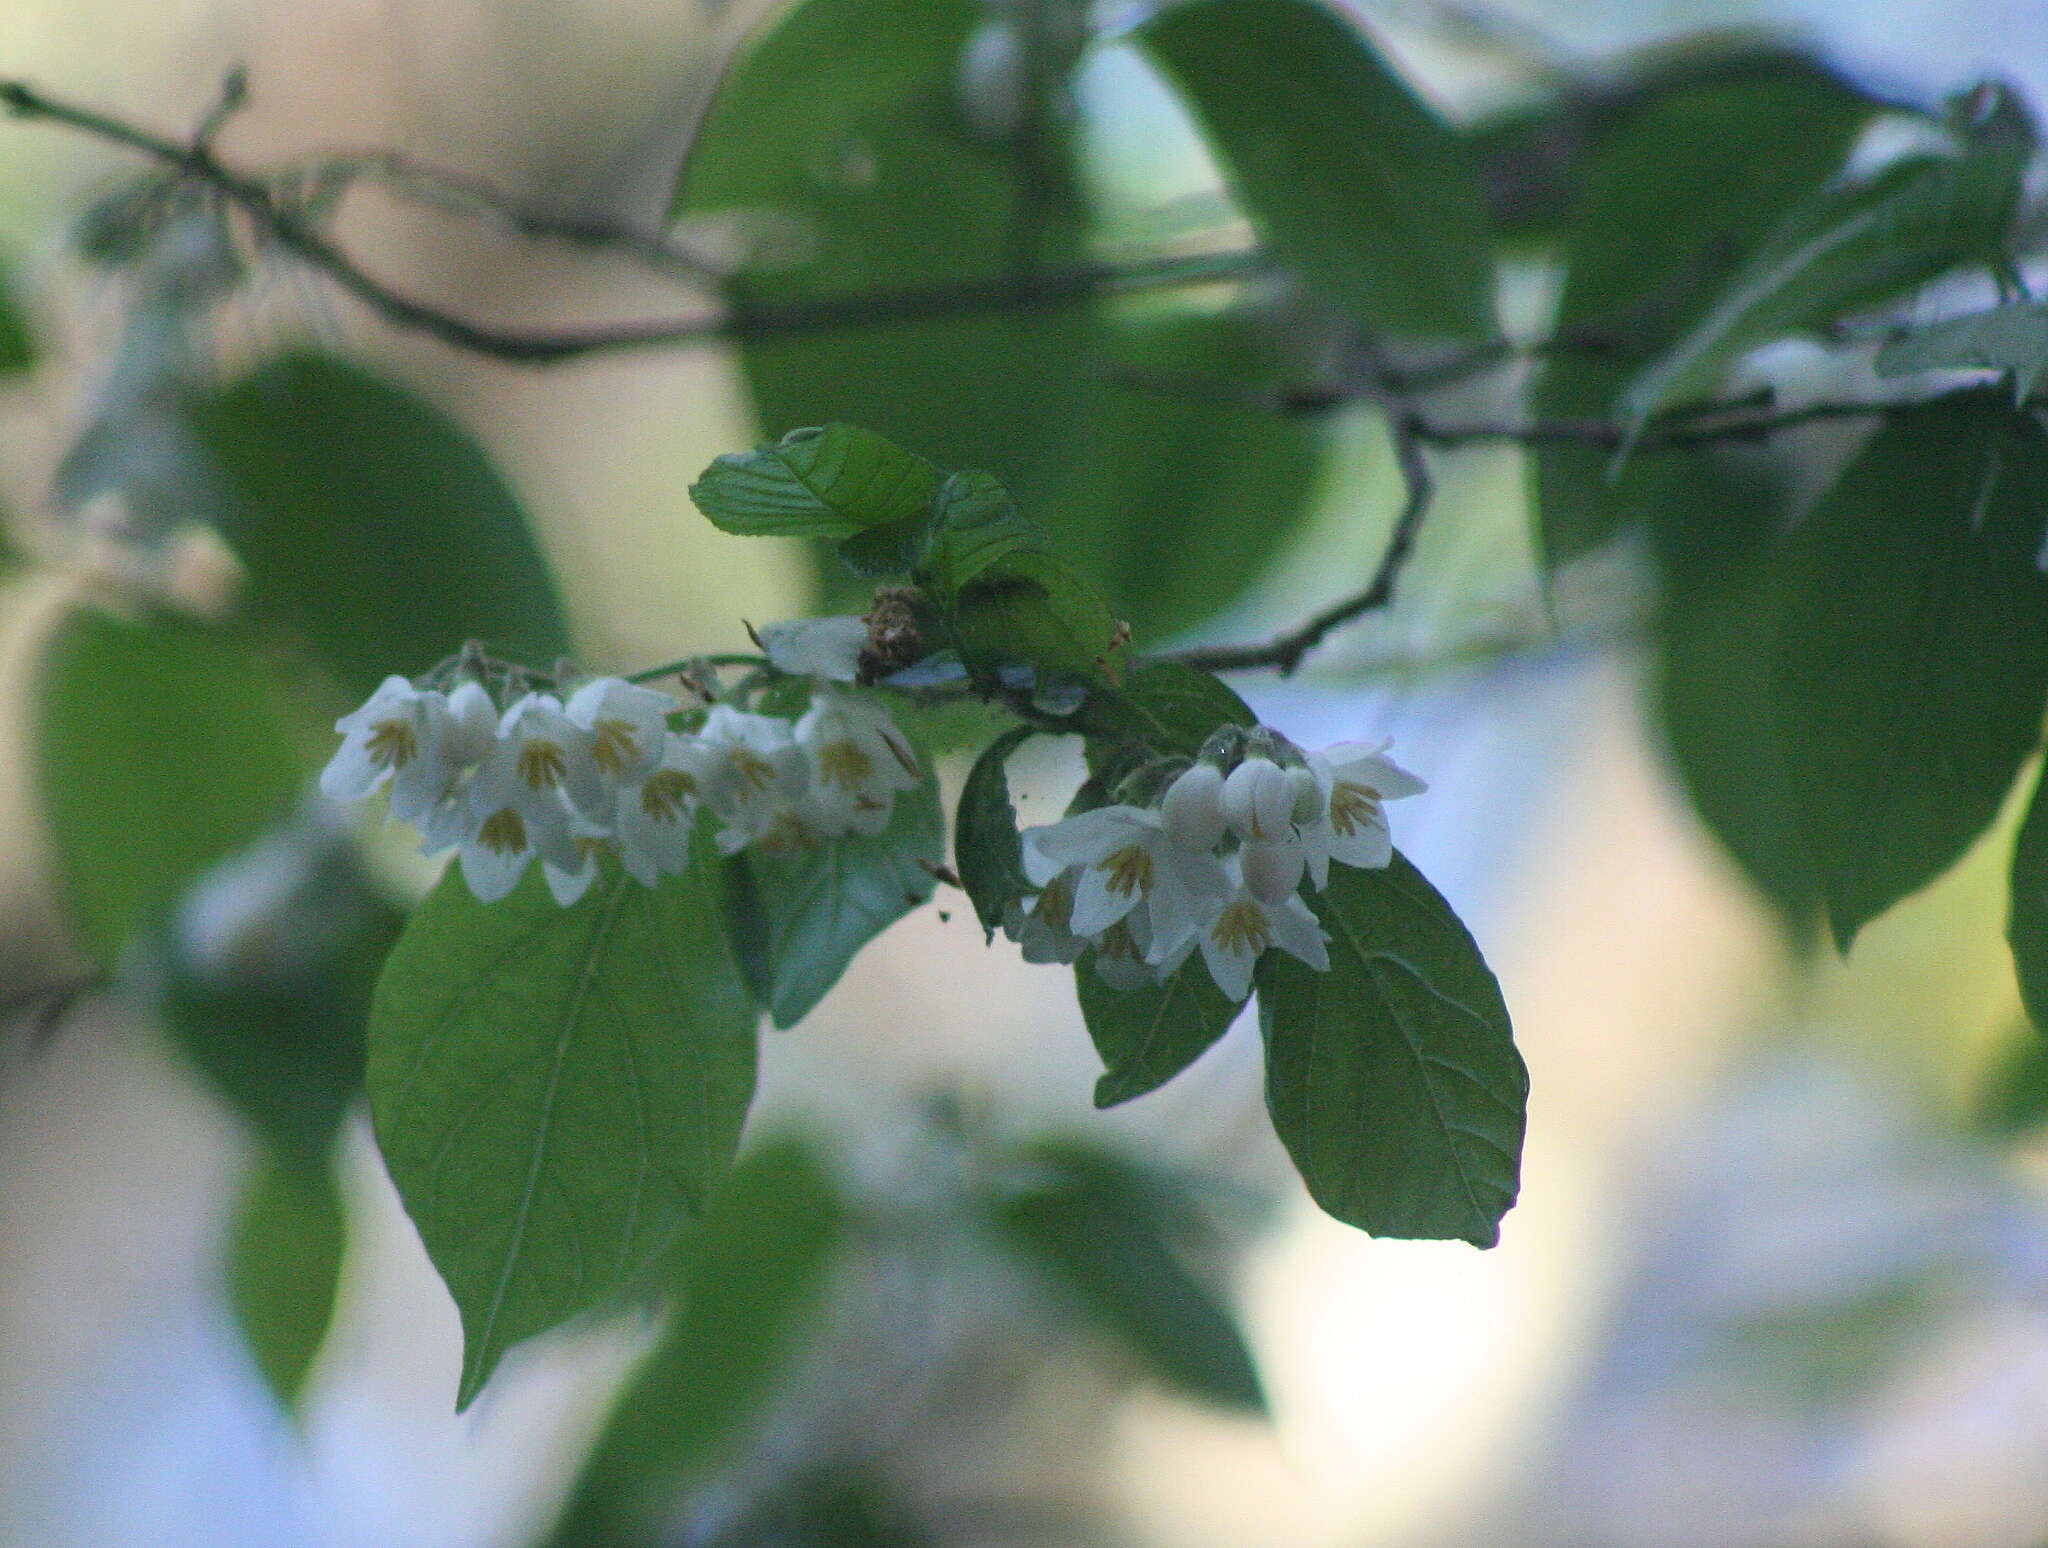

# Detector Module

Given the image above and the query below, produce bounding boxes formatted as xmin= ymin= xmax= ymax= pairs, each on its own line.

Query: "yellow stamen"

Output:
xmin=1037 ymin=874 xmax=1074 ymax=932
xmin=816 ymin=738 xmax=874 ymax=791
xmin=518 ymin=739 xmax=568 ymax=791
xmin=757 ymin=809 xmax=814 ymax=854
xmin=1328 ymin=781 xmax=1380 ymax=839
xmin=1101 ymin=843 xmax=1155 ymax=899
xmin=1211 ymin=899 xmax=1272 ymax=957
xmin=365 ymin=718 xmax=417 ymax=770
xmin=1098 ymin=919 xmax=1141 ymax=964
xmin=477 ymin=807 xmax=528 ymax=856
xmin=573 ymin=834 xmax=612 ymax=861
xmin=639 ymin=769 xmax=698 ymax=823
xmin=731 ymin=748 xmax=777 ymax=793
xmin=591 ymin=719 xmax=638 ymax=776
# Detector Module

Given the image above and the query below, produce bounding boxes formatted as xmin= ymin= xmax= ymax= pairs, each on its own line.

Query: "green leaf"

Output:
xmin=1648 ymin=460 xmax=1820 ymax=936
xmin=1770 ymin=393 xmax=2048 ymax=950
xmin=917 ymin=470 xmax=1046 ymax=599
xmin=37 ymin=610 xmax=303 ymax=967
xmin=1533 ymin=70 xmax=1877 ymax=563
xmin=1078 ymin=955 xmax=1243 ymax=1108
xmin=367 ymin=844 xmax=759 ymax=1409
xmin=723 ymin=770 xmax=944 ymax=1028
xmin=0 ymin=252 xmax=33 ymax=374
xmin=2008 ymin=769 xmax=2048 ymax=1035
xmin=955 ymin=726 xmax=1036 ymax=943
xmin=160 ymin=891 xmax=404 ymax=1168
xmin=1079 ymin=661 xmax=1253 ymax=760
xmin=982 ymin=1139 xmax=1265 ymax=1411
xmin=1622 ymin=148 xmax=2026 ymax=429
xmin=1138 ymin=0 xmax=1494 ymax=339
xmin=691 ymin=423 xmax=942 ymax=541
xmin=197 ymin=352 xmax=570 ymax=699
xmin=1257 ymin=854 xmax=1525 ymax=1246
xmin=1877 ymin=299 xmax=2048 ymax=403
xmin=548 ymin=1137 xmax=846 ymax=1547
xmin=227 ymin=1158 xmax=346 ymax=1415
xmin=1972 ymin=1017 xmax=2048 ymax=1135
xmin=675 ymin=0 xmax=1103 ymax=609
xmin=950 ymin=549 xmax=1120 ymax=686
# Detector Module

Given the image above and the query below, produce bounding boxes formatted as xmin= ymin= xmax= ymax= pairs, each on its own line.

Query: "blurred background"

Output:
xmin=4 ymin=0 xmax=2048 ymax=1544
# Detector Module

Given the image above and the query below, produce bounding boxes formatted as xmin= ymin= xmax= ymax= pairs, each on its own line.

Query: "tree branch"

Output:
xmin=1161 ymin=414 xmax=1436 ymax=676
xmin=1 ymin=78 xmax=1262 ymax=364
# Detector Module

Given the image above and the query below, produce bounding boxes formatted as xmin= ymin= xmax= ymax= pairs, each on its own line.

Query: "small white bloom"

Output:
xmin=459 ymin=747 xmax=581 ymax=903
xmin=1298 ymin=739 xmax=1426 ymax=887
xmin=487 ymin=692 xmax=607 ymax=823
xmin=1160 ymin=762 xmax=1228 ymax=853
xmin=321 ymin=675 xmax=454 ymax=826
xmin=1286 ymin=764 xmax=1324 ymax=825
xmin=1195 ymin=854 xmax=1329 ymax=1002
xmin=1220 ymin=756 xmax=1295 ymax=843
xmin=615 ymin=733 xmax=718 ymax=885
xmin=757 ymin=615 xmax=868 ymax=682
xmin=795 ymin=688 xmax=921 ymax=837
xmin=1240 ymin=832 xmax=1306 ymax=904
xmin=1004 ymin=870 xmax=1086 ymax=965
xmin=1091 ymin=908 xmax=1160 ymax=991
xmin=698 ymin=705 xmax=810 ymax=848
xmin=1026 ymin=804 xmax=1229 ymax=966
xmin=566 ymin=677 xmax=675 ymax=789
xmin=443 ymin=681 xmax=500 ymax=767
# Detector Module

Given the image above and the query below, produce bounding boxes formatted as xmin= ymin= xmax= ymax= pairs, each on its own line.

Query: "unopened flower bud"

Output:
xmin=1286 ymin=764 xmax=1324 ymax=825
xmin=1221 ymin=756 xmax=1294 ymax=843
xmin=1161 ymin=762 xmax=1227 ymax=852
xmin=1241 ymin=833 xmax=1306 ymax=904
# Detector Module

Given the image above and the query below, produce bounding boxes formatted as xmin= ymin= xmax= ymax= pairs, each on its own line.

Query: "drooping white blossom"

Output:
xmin=614 ymin=733 xmax=719 ymax=885
xmin=1160 ymin=761 xmax=1228 ymax=853
xmin=1025 ymin=804 xmax=1229 ymax=968
xmin=1219 ymin=755 xmax=1296 ymax=844
xmin=458 ymin=748 xmax=583 ymax=903
xmin=485 ymin=692 xmax=606 ymax=823
xmin=697 ymin=705 xmax=811 ymax=853
xmin=1189 ymin=853 xmax=1330 ymax=1002
xmin=320 ymin=676 xmax=457 ymax=826
xmin=565 ymin=677 xmax=676 ymax=795
xmin=1297 ymin=739 xmax=1426 ymax=887
xmin=794 ymin=687 xmax=922 ymax=837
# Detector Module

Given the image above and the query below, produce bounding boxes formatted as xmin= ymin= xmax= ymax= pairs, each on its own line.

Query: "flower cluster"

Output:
xmin=321 ymin=673 xmax=921 ymax=905
xmin=1007 ymin=731 xmax=1424 ymax=1001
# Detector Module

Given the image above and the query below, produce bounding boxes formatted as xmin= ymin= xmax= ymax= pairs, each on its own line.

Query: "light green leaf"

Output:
xmin=723 ymin=770 xmax=944 ymax=1028
xmin=1770 ymin=393 xmax=2048 ymax=950
xmin=918 ymin=470 xmax=1046 ymax=598
xmin=1533 ymin=69 xmax=1878 ymax=563
xmin=955 ymin=727 xmax=1036 ymax=943
xmin=1080 ymin=661 xmax=1253 ymax=760
xmin=2008 ymin=770 xmax=2048 ymax=1036
xmin=367 ymin=843 xmax=758 ymax=1409
xmin=1078 ymin=956 xmax=1243 ymax=1109
xmin=1257 ymin=854 xmax=1525 ymax=1246
xmin=547 ymin=1137 xmax=846 ymax=1547
xmin=1622 ymin=148 xmax=2025 ymax=429
xmin=691 ymin=423 xmax=941 ymax=541
xmin=198 ymin=352 xmax=570 ymax=699
xmin=1138 ymin=0 xmax=1495 ymax=339
xmin=1877 ymin=299 xmax=2048 ymax=402
xmin=982 ymin=1139 xmax=1265 ymax=1411
xmin=228 ymin=1157 xmax=346 ymax=1415
xmin=1972 ymin=1016 xmax=2048 ymax=1135
xmin=37 ymin=610 xmax=302 ymax=967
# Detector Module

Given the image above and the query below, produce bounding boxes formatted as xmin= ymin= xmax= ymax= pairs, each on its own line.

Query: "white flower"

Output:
xmin=795 ymin=688 xmax=921 ymax=837
xmin=1160 ymin=762 xmax=1228 ymax=852
xmin=1220 ymin=756 xmax=1295 ymax=843
xmin=1025 ymin=805 xmax=1229 ymax=967
xmin=458 ymin=751 xmax=582 ymax=903
xmin=615 ymin=733 xmax=718 ymax=885
xmin=443 ymin=681 xmax=500 ymax=767
xmin=321 ymin=675 xmax=455 ymax=825
xmin=1002 ymin=842 xmax=1084 ymax=964
xmin=1192 ymin=854 xmax=1329 ymax=1002
xmin=1240 ymin=831 xmax=1306 ymax=904
xmin=1091 ymin=908 xmax=1160 ymax=991
xmin=757 ymin=615 xmax=868 ymax=682
xmin=698 ymin=705 xmax=809 ymax=850
xmin=566 ymin=677 xmax=676 ymax=790
xmin=1298 ymin=739 xmax=1426 ymax=886
xmin=485 ymin=692 xmax=607 ymax=823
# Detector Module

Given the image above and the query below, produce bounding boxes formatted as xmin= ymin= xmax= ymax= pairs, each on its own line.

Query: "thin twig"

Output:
xmin=1 ymin=78 xmax=1261 ymax=364
xmin=1161 ymin=414 xmax=1436 ymax=676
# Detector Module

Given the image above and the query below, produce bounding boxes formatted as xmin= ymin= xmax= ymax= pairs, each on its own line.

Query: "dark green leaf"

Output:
xmin=950 ymin=548 xmax=1120 ymax=685
xmin=955 ymin=726 xmax=1036 ymax=942
xmin=1877 ymin=299 xmax=2048 ymax=402
xmin=0 ymin=253 xmax=33 ymax=374
xmin=723 ymin=770 xmax=944 ymax=1028
xmin=1078 ymin=955 xmax=1243 ymax=1108
xmin=1139 ymin=0 xmax=1494 ymax=339
xmin=1533 ymin=70 xmax=1877 ymax=562
xmin=984 ymin=1139 xmax=1264 ymax=1412
xmin=1257 ymin=854 xmax=1524 ymax=1246
xmin=1771 ymin=393 xmax=2048 ymax=950
xmin=548 ymin=1137 xmax=846 ymax=1547
xmin=1079 ymin=661 xmax=1253 ymax=760
xmin=367 ymin=843 xmax=758 ymax=1409
xmin=1622 ymin=148 xmax=2026 ymax=429
xmin=227 ymin=1158 xmax=346 ymax=1414
xmin=917 ymin=470 xmax=1046 ymax=598
xmin=2009 ymin=768 xmax=2048 ymax=1035
xmin=37 ymin=610 xmax=302 ymax=967
xmin=1972 ymin=1016 xmax=2048 ymax=1134
xmin=691 ymin=423 xmax=941 ymax=540
xmin=197 ymin=352 xmax=569 ymax=699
